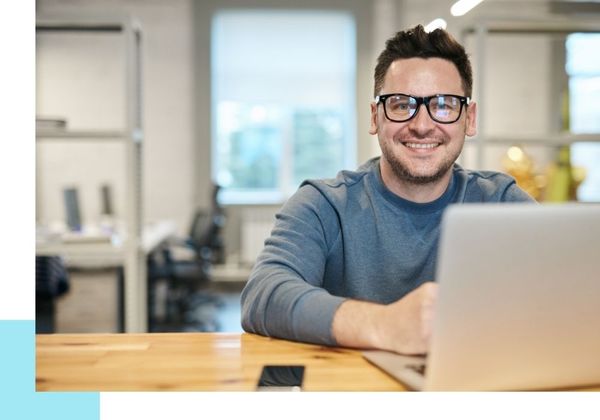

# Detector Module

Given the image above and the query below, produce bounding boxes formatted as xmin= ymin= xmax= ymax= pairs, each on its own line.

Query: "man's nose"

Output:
xmin=407 ymin=104 xmax=436 ymax=133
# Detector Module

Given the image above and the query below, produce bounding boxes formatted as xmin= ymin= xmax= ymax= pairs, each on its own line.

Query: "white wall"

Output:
xmin=37 ymin=0 xmax=195 ymax=233
xmin=465 ymin=32 xmax=557 ymax=172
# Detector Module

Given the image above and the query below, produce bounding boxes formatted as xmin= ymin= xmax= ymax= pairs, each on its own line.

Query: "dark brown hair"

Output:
xmin=373 ymin=24 xmax=473 ymax=97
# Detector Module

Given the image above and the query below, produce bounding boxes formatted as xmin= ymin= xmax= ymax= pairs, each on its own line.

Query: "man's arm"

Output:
xmin=240 ymin=184 xmax=439 ymax=353
xmin=240 ymin=185 xmax=346 ymax=345
xmin=332 ymin=282 xmax=438 ymax=355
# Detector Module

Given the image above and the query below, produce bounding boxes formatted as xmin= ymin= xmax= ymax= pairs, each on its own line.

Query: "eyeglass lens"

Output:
xmin=385 ymin=94 xmax=463 ymax=123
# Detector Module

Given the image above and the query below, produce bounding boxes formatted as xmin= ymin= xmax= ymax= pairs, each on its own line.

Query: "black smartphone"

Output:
xmin=256 ymin=365 xmax=305 ymax=391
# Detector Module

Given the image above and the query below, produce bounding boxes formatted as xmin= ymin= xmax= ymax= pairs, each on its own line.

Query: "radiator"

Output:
xmin=241 ymin=207 xmax=277 ymax=265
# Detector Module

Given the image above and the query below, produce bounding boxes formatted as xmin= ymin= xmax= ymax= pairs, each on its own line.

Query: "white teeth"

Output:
xmin=404 ymin=142 xmax=439 ymax=149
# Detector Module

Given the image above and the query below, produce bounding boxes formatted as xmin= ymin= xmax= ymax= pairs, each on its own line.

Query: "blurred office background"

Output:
xmin=35 ymin=0 xmax=600 ymax=334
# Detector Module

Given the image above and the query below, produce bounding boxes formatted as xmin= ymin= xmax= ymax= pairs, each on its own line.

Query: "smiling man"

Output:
xmin=241 ymin=25 xmax=535 ymax=355
xmin=372 ymin=57 xmax=475 ymax=203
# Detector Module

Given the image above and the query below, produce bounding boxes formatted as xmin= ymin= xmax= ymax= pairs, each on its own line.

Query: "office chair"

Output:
xmin=35 ymin=256 xmax=70 ymax=333
xmin=148 ymin=184 xmax=226 ymax=332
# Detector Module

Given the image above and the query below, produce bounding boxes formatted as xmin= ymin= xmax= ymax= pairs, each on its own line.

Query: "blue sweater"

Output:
xmin=240 ymin=157 xmax=534 ymax=346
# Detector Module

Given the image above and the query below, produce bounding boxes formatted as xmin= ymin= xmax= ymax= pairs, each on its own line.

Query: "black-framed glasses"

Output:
xmin=375 ymin=93 xmax=470 ymax=124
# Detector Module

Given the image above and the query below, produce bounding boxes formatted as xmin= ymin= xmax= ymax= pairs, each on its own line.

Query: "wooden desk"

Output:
xmin=36 ymin=332 xmax=405 ymax=391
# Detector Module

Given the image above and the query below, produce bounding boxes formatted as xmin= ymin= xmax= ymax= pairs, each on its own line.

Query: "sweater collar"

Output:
xmin=370 ymin=157 xmax=457 ymax=214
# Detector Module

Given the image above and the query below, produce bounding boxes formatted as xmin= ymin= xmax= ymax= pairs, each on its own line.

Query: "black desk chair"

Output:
xmin=148 ymin=185 xmax=226 ymax=332
xmin=35 ymin=256 xmax=70 ymax=333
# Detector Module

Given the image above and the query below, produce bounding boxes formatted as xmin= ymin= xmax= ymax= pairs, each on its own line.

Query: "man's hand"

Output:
xmin=378 ymin=282 xmax=438 ymax=354
xmin=331 ymin=282 xmax=438 ymax=355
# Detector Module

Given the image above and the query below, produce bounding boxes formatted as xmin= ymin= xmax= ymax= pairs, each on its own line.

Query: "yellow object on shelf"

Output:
xmin=543 ymin=145 xmax=586 ymax=202
xmin=502 ymin=145 xmax=543 ymax=200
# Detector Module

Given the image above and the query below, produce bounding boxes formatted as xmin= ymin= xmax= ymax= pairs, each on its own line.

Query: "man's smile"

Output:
xmin=402 ymin=142 xmax=440 ymax=150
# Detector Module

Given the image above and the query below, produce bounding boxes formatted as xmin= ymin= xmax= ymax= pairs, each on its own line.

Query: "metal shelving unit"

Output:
xmin=36 ymin=16 xmax=146 ymax=332
xmin=461 ymin=18 xmax=600 ymax=168
xmin=36 ymin=130 xmax=128 ymax=140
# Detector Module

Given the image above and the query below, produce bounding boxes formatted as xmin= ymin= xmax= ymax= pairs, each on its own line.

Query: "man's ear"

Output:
xmin=369 ymin=102 xmax=378 ymax=135
xmin=465 ymin=101 xmax=477 ymax=137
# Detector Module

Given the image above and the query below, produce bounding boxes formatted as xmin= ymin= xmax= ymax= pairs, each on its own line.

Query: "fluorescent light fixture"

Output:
xmin=451 ymin=0 xmax=485 ymax=16
xmin=424 ymin=18 xmax=447 ymax=32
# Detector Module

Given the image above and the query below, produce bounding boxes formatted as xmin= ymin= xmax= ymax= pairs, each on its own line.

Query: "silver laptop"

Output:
xmin=363 ymin=203 xmax=600 ymax=391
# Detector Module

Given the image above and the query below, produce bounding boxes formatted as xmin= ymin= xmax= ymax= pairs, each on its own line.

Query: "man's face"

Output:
xmin=369 ymin=58 xmax=477 ymax=186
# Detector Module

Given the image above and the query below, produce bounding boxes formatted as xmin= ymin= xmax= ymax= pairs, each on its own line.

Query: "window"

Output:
xmin=566 ymin=33 xmax=600 ymax=202
xmin=211 ymin=10 xmax=356 ymax=204
xmin=572 ymin=142 xmax=600 ymax=202
xmin=566 ymin=33 xmax=600 ymax=133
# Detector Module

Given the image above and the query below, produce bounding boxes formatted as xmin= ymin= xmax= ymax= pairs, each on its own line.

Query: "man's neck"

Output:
xmin=379 ymin=161 xmax=453 ymax=204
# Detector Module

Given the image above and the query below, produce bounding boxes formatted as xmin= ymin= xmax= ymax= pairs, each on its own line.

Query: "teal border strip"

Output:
xmin=0 ymin=320 xmax=99 ymax=420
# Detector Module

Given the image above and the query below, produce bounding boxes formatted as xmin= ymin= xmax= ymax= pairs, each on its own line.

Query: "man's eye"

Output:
xmin=390 ymin=102 xmax=410 ymax=111
xmin=435 ymin=103 xmax=455 ymax=111
xmin=434 ymin=97 xmax=459 ymax=110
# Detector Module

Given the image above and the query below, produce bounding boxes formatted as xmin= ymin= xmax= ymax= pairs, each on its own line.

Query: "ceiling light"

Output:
xmin=451 ymin=0 xmax=485 ymax=16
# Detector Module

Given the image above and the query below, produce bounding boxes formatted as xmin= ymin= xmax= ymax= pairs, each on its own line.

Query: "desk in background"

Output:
xmin=36 ymin=332 xmax=404 ymax=391
xmin=36 ymin=221 xmax=177 ymax=333
xmin=36 ymin=220 xmax=176 ymax=267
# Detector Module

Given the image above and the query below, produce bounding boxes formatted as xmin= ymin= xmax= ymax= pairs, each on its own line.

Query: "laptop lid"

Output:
xmin=364 ymin=203 xmax=600 ymax=391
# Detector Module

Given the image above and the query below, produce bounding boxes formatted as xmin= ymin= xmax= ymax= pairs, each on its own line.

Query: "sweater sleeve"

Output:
xmin=240 ymin=184 xmax=347 ymax=346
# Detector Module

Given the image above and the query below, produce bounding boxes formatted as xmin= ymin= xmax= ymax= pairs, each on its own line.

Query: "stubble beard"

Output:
xmin=380 ymin=135 xmax=462 ymax=186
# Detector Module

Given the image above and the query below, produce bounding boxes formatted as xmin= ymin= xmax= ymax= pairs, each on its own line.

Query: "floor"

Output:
xmin=37 ymin=272 xmax=246 ymax=334
xmin=150 ymin=280 xmax=245 ymax=333
xmin=207 ymin=282 xmax=245 ymax=332
xmin=217 ymin=289 xmax=242 ymax=332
